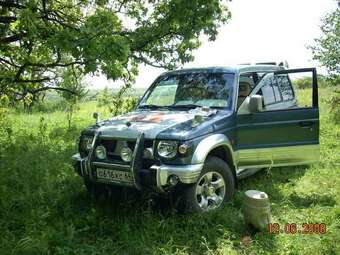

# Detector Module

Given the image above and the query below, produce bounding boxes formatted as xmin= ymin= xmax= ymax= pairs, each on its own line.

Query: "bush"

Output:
xmin=0 ymin=96 xmax=12 ymax=154
xmin=294 ymin=75 xmax=328 ymax=89
xmin=96 ymin=86 xmax=139 ymax=116
xmin=328 ymin=91 xmax=340 ymax=123
xmin=294 ymin=77 xmax=313 ymax=89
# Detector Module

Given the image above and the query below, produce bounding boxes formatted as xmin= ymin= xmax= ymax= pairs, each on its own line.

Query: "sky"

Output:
xmin=87 ymin=0 xmax=338 ymax=89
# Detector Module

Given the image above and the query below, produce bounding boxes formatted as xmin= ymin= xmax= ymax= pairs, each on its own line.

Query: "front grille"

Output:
xmin=91 ymin=136 xmax=160 ymax=187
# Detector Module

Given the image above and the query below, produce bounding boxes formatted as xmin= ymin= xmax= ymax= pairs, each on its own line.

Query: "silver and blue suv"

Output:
xmin=72 ymin=64 xmax=319 ymax=212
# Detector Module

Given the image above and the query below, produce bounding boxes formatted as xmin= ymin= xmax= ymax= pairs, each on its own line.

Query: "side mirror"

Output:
xmin=248 ymin=95 xmax=263 ymax=113
xmin=93 ymin=112 xmax=100 ymax=124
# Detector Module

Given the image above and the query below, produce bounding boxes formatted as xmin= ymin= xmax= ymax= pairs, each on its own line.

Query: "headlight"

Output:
xmin=121 ymin=147 xmax=133 ymax=162
xmin=95 ymin=145 xmax=107 ymax=159
xmin=81 ymin=136 xmax=94 ymax=151
xmin=157 ymin=141 xmax=178 ymax=159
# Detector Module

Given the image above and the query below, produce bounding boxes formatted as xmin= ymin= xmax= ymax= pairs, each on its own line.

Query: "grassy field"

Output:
xmin=0 ymin=88 xmax=339 ymax=255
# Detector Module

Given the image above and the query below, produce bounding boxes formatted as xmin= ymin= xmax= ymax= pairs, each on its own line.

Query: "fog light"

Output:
xmin=168 ymin=175 xmax=179 ymax=186
xmin=95 ymin=145 xmax=106 ymax=159
xmin=121 ymin=147 xmax=133 ymax=162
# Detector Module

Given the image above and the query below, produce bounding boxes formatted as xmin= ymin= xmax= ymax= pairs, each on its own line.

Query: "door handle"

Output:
xmin=299 ymin=121 xmax=314 ymax=128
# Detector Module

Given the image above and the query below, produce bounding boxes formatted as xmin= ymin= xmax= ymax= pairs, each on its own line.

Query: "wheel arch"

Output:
xmin=191 ymin=134 xmax=237 ymax=182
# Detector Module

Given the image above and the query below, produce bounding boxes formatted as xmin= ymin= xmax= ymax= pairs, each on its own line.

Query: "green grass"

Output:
xmin=0 ymin=88 xmax=339 ymax=255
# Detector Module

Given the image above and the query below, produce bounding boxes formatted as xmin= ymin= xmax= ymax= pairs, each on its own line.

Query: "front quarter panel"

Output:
xmin=191 ymin=133 xmax=235 ymax=165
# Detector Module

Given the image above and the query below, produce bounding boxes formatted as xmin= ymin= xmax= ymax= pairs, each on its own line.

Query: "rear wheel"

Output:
xmin=178 ymin=156 xmax=235 ymax=213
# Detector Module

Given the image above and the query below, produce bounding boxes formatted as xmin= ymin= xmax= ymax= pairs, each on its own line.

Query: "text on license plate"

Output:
xmin=96 ymin=168 xmax=134 ymax=183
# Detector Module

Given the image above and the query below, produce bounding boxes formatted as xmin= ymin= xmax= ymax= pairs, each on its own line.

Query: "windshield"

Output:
xmin=138 ymin=72 xmax=235 ymax=109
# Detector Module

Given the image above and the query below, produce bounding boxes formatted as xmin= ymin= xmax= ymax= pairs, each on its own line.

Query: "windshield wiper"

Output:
xmin=169 ymin=104 xmax=203 ymax=109
xmin=138 ymin=104 xmax=170 ymax=110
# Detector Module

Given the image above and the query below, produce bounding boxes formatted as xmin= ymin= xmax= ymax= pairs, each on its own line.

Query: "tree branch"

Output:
xmin=15 ymin=77 xmax=51 ymax=83
xmin=0 ymin=57 xmax=20 ymax=67
xmin=26 ymin=59 xmax=84 ymax=68
xmin=0 ymin=0 xmax=25 ymax=9
xmin=132 ymin=54 xmax=167 ymax=68
xmin=28 ymin=86 xmax=78 ymax=95
xmin=0 ymin=32 xmax=26 ymax=44
xmin=0 ymin=16 xmax=17 ymax=23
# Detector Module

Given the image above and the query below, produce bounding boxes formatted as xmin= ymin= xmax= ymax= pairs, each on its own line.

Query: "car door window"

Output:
xmin=272 ymin=80 xmax=282 ymax=102
xmin=258 ymin=74 xmax=276 ymax=106
xmin=256 ymin=73 xmax=297 ymax=111
xmin=277 ymin=75 xmax=294 ymax=101
xmin=238 ymin=69 xmax=316 ymax=114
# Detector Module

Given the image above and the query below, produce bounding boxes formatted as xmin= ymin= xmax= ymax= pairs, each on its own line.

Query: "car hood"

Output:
xmin=84 ymin=108 xmax=233 ymax=141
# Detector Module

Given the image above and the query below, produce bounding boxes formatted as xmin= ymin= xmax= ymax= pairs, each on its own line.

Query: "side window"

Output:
xmin=238 ymin=68 xmax=317 ymax=114
xmin=261 ymin=83 xmax=275 ymax=105
xmin=277 ymin=75 xmax=294 ymax=101
xmin=258 ymin=74 xmax=276 ymax=106
xmin=272 ymin=80 xmax=282 ymax=102
xmin=256 ymin=71 xmax=314 ymax=111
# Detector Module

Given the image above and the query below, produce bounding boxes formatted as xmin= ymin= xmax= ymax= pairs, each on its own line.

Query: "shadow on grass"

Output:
xmin=59 ymin=178 xmax=280 ymax=254
xmin=237 ymin=165 xmax=309 ymax=204
xmin=2 ymin=133 xmax=310 ymax=254
xmin=288 ymin=192 xmax=336 ymax=208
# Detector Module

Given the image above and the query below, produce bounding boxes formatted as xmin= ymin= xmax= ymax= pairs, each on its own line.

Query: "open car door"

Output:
xmin=236 ymin=68 xmax=319 ymax=168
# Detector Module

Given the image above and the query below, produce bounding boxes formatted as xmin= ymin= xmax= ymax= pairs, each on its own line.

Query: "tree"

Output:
xmin=97 ymin=86 xmax=112 ymax=109
xmin=110 ymin=85 xmax=138 ymax=116
xmin=58 ymin=66 xmax=87 ymax=129
xmin=310 ymin=3 xmax=340 ymax=123
xmin=310 ymin=5 xmax=340 ymax=81
xmin=0 ymin=0 xmax=230 ymax=102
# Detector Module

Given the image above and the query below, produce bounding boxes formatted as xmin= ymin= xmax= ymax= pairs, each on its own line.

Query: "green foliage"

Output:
xmin=309 ymin=5 xmax=339 ymax=123
xmin=58 ymin=67 xmax=88 ymax=129
xmin=96 ymin=86 xmax=113 ymax=111
xmin=0 ymin=0 xmax=230 ymax=102
xmin=119 ymin=96 xmax=138 ymax=115
xmin=0 ymin=95 xmax=12 ymax=155
xmin=0 ymin=87 xmax=339 ymax=254
xmin=326 ymin=89 xmax=340 ymax=123
xmin=294 ymin=75 xmax=328 ymax=90
xmin=110 ymin=86 xmax=138 ymax=116
xmin=310 ymin=6 xmax=340 ymax=81
xmin=96 ymin=86 xmax=138 ymax=116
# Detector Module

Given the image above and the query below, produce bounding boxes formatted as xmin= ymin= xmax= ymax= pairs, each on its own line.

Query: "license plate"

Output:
xmin=96 ymin=168 xmax=134 ymax=184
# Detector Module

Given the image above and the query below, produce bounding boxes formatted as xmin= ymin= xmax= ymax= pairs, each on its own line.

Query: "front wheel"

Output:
xmin=178 ymin=156 xmax=235 ymax=213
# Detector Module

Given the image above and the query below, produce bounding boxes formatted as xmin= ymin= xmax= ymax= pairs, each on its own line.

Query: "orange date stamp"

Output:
xmin=268 ymin=223 xmax=326 ymax=235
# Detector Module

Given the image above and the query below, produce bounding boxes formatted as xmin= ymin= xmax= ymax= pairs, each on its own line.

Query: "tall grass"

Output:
xmin=0 ymin=88 xmax=339 ymax=255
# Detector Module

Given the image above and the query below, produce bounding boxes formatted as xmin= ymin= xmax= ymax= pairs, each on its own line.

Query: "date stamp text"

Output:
xmin=268 ymin=223 xmax=326 ymax=235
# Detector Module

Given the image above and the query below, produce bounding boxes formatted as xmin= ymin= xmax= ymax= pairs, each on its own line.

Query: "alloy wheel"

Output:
xmin=195 ymin=171 xmax=226 ymax=211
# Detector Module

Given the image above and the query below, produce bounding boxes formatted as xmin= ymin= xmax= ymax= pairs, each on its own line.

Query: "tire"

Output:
xmin=178 ymin=156 xmax=235 ymax=213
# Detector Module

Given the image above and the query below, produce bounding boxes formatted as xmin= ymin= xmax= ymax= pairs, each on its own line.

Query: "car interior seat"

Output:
xmin=237 ymin=76 xmax=254 ymax=108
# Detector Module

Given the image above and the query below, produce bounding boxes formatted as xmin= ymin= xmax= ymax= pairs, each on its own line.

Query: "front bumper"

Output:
xmin=71 ymin=153 xmax=203 ymax=191
xmin=151 ymin=164 xmax=203 ymax=187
